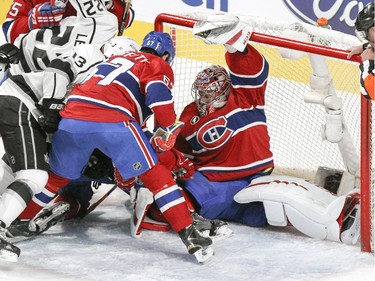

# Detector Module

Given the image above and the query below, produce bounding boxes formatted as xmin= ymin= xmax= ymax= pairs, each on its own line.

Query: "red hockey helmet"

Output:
xmin=192 ymin=65 xmax=231 ymax=116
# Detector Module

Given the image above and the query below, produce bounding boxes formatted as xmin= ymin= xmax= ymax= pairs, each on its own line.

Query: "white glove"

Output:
xmin=193 ymin=13 xmax=239 ymax=35
xmin=193 ymin=14 xmax=252 ymax=53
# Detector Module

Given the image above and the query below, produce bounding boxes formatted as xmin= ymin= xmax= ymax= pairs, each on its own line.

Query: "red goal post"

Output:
xmin=154 ymin=13 xmax=373 ymax=253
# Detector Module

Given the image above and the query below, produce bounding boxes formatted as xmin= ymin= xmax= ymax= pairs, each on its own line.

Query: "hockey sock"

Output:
xmin=0 ymin=181 xmax=33 ymax=227
xmin=148 ymin=189 xmax=196 ymax=223
xmin=153 ymin=183 xmax=193 ymax=232
xmin=140 ymin=163 xmax=193 ymax=232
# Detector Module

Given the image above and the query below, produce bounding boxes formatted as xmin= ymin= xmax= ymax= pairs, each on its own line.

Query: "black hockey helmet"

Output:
xmin=355 ymin=2 xmax=374 ymax=40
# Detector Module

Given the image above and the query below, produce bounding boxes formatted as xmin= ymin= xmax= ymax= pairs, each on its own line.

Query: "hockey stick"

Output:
xmin=118 ymin=0 xmax=132 ymax=36
xmin=82 ymin=184 xmax=118 ymax=217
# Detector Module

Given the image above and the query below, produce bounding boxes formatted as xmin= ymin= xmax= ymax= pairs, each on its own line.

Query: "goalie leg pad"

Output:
xmin=234 ymin=175 xmax=353 ymax=242
xmin=263 ymin=201 xmax=287 ymax=227
xmin=284 ymin=204 xmax=340 ymax=241
xmin=141 ymin=215 xmax=171 ymax=232
xmin=130 ymin=187 xmax=154 ymax=238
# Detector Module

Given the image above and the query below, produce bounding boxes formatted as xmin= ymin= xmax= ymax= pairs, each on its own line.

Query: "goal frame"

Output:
xmin=154 ymin=13 xmax=372 ymax=253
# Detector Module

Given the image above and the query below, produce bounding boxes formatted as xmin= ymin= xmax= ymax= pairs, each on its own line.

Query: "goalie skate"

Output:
xmin=28 ymin=201 xmax=70 ymax=234
xmin=0 ymin=224 xmax=20 ymax=262
xmin=192 ymin=212 xmax=233 ymax=241
xmin=179 ymin=222 xmax=214 ymax=264
xmin=340 ymin=200 xmax=360 ymax=245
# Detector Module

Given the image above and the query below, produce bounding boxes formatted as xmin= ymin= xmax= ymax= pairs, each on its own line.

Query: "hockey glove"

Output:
xmin=150 ymin=121 xmax=184 ymax=153
xmin=28 ymin=2 xmax=65 ymax=30
xmin=38 ymin=98 xmax=65 ymax=133
xmin=172 ymin=156 xmax=194 ymax=180
xmin=114 ymin=165 xmax=135 ymax=192
xmin=0 ymin=43 xmax=20 ymax=65
xmin=158 ymin=148 xmax=194 ymax=180
xmin=193 ymin=14 xmax=252 ymax=53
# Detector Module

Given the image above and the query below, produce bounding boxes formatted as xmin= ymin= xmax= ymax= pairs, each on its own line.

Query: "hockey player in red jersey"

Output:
xmin=165 ymin=20 xmax=273 ymax=227
xmin=2 ymin=0 xmax=134 ymax=43
xmin=0 ymin=35 xmax=141 ymax=262
xmin=2 ymin=31 xmax=215 ymax=264
xmin=121 ymin=15 xmax=272 ymax=239
xmin=134 ymin=15 xmax=361 ymax=246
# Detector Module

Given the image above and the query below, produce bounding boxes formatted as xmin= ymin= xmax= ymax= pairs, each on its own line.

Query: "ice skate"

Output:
xmin=0 ymin=221 xmax=20 ymax=262
xmin=191 ymin=212 xmax=233 ymax=241
xmin=7 ymin=218 xmax=35 ymax=238
xmin=178 ymin=222 xmax=214 ymax=264
xmin=28 ymin=201 xmax=70 ymax=234
xmin=340 ymin=202 xmax=360 ymax=245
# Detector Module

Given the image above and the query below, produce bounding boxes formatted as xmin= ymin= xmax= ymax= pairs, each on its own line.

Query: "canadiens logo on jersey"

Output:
xmin=196 ymin=116 xmax=234 ymax=150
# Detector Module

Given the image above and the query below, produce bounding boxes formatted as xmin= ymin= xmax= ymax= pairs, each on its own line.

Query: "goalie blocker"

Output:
xmin=234 ymin=175 xmax=360 ymax=245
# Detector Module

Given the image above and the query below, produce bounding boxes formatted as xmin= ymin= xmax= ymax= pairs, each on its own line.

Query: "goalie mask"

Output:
xmin=192 ymin=65 xmax=231 ymax=117
xmin=355 ymin=2 xmax=374 ymax=41
xmin=103 ymin=36 xmax=140 ymax=58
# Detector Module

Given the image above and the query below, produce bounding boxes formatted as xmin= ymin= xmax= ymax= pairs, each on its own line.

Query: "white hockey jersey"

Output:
xmin=10 ymin=0 xmax=117 ymax=75
xmin=0 ymin=44 xmax=105 ymax=120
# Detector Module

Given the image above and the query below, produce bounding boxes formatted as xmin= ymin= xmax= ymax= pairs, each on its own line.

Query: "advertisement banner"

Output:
xmin=131 ymin=0 xmax=372 ymax=35
xmin=0 ymin=0 xmax=373 ymax=42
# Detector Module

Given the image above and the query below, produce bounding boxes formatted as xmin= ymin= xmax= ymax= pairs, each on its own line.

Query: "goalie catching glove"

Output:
xmin=150 ymin=120 xmax=184 ymax=153
xmin=37 ymin=98 xmax=65 ymax=133
xmin=193 ymin=13 xmax=252 ymax=53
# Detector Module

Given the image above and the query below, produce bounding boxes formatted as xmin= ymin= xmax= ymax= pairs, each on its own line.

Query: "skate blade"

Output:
xmin=193 ymin=246 xmax=214 ymax=264
xmin=0 ymin=249 xmax=19 ymax=262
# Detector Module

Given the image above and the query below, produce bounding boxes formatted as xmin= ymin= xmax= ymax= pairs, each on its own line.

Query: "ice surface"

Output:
xmin=0 ymin=188 xmax=374 ymax=281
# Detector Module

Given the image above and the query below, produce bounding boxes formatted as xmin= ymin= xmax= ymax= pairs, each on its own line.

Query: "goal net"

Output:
xmin=153 ymin=12 xmax=374 ymax=253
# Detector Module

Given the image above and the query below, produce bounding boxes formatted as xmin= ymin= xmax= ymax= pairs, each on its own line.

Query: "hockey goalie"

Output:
xmin=123 ymin=13 xmax=361 ymax=247
xmin=233 ymin=19 xmax=361 ymax=245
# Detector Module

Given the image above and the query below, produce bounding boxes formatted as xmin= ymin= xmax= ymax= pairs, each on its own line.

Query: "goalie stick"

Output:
xmin=118 ymin=0 xmax=132 ymax=36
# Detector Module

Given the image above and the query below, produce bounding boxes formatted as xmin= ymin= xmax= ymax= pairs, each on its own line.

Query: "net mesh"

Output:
xmin=158 ymin=13 xmax=373 ymax=252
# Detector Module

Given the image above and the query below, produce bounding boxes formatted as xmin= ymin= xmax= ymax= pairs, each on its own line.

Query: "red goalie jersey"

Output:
xmin=175 ymin=45 xmax=274 ymax=181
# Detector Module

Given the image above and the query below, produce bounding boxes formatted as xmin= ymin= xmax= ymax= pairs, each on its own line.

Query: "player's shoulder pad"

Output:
xmin=146 ymin=54 xmax=174 ymax=88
